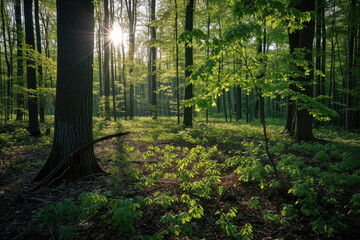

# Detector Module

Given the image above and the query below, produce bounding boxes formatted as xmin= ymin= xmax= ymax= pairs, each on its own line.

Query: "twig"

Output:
xmin=46 ymin=167 xmax=70 ymax=188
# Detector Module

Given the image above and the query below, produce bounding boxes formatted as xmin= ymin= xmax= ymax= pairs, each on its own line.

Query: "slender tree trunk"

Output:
xmin=175 ymin=0 xmax=180 ymax=124
xmin=110 ymin=0 xmax=116 ymax=121
xmin=285 ymin=0 xmax=300 ymax=134
xmin=98 ymin=26 xmax=103 ymax=98
xmin=147 ymin=1 xmax=152 ymax=109
xmin=183 ymin=0 xmax=194 ymax=127
xmin=104 ymin=0 xmax=111 ymax=120
xmin=347 ymin=0 xmax=356 ymax=129
xmin=315 ymin=0 xmax=322 ymax=106
xmin=205 ymin=0 xmax=210 ymax=123
xmin=24 ymin=0 xmax=41 ymax=136
xmin=320 ymin=1 xmax=326 ymax=103
xmin=150 ymin=0 xmax=157 ymax=119
xmin=35 ymin=0 xmax=45 ymax=123
xmin=1 ymin=0 xmax=11 ymax=121
xmin=125 ymin=0 xmax=137 ymax=120
xmin=15 ymin=0 xmax=24 ymax=121
xmin=121 ymin=43 xmax=127 ymax=120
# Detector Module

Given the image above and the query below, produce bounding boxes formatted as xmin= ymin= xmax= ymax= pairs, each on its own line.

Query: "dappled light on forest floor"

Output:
xmin=1 ymin=118 xmax=360 ymax=239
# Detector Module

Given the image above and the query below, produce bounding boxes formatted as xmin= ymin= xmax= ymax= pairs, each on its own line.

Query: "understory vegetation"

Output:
xmin=1 ymin=117 xmax=360 ymax=239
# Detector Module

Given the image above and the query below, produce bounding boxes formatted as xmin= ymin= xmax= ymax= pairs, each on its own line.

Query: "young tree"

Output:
xmin=34 ymin=0 xmax=103 ymax=183
xmin=183 ymin=0 xmax=194 ymax=127
xmin=24 ymin=0 xmax=41 ymax=136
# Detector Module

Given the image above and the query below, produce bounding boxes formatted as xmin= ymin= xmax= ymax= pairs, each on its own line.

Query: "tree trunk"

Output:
xmin=315 ymin=0 xmax=321 ymax=105
xmin=1 ymin=0 xmax=11 ymax=121
xmin=183 ymin=0 xmax=194 ymax=127
xmin=35 ymin=0 xmax=45 ymax=123
xmin=24 ymin=0 xmax=41 ymax=136
xmin=110 ymin=0 xmax=116 ymax=121
xmin=294 ymin=0 xmax=315 ymax=140
xmin=175 ymin=0 xmax=180 ymax=124
xmin=15 ymin=0 xmax=24 ymax=121
xmin=34 ymin=0 xmax=103 ymax=183
xmin=285 ymin=0 xmax=300 ymax=134
xmin=150 ymin=0 xmax=157 ymax=119
xmin=320 ymin=1 xmax=326 ymax=103
xmin=125 ymin=0 xmax=137 ymax=120
xmin=104 ymin=0 xmax=111 ymax=120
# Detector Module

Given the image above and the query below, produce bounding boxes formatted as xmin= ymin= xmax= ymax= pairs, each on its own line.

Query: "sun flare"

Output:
xmin=110 ymin=26 xmax=123 ymax=46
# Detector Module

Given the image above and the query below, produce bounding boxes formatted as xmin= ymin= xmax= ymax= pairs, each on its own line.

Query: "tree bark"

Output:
xmin=125 ymin=0 xmax=137 ymax=120
xmin=285 ymin=0 xmax=300 ymax=134
xmin=183 ymin=0 xmax=194 ymax=127
xmin=34 ymin=0 xmax=103 ymax=183
xmin=15 ymin=0 xmax=24 ymax=121
xmin=35 ymin=0 xmax=45 ymax=123
xmin=150 ymin=0 xmax=157 ymax=119
xmin=104 ymin=0 xmax=111 ymax=120
xmin=175 ymin=0 xmax=180 ymax=124
xmin=24 ymin=0 xmax=41 ymax=136
xmin=294 ymin=0 xmax=315 ymax=140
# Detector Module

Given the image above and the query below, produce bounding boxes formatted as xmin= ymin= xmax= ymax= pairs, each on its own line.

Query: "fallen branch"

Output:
xmin=19 ymin=193 xmax=48 ymax=204
xmin=32 ymin=132 xmax=130 ymax=192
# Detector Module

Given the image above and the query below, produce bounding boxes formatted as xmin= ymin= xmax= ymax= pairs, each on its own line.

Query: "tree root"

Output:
xmin=32 ymin=132 xmax=130 ymax=192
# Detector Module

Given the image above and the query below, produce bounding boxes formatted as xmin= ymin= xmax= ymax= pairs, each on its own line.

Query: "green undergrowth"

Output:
xmin=20 ymin=117 xmax=360 ymax=239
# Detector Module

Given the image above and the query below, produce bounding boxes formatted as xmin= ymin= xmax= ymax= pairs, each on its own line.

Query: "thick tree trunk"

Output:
xmin=183 ymin=0 xmax=194 ymax=127
xmin=24 ymin=0 xmax=41 ymax=136
xmin=294 ymin=0 xmax=315 ymax=140
xmin=34 ymin=0 xmax=103 ymax=183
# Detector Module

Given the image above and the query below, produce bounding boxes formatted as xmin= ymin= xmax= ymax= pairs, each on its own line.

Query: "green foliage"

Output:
xmin=216 ymin=208 xmax=253 ymax=240
xmin=37 ymin=192 xmax=143 ymax=239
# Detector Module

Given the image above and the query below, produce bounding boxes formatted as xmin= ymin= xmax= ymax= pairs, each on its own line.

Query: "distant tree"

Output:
xmin=125 ymin=0 xmax=138 ymax=120
xmin=1 ymin=0 xmax=12 ymax=121
xmin=34 ymin=0 xmax=103 ymax=182
xmin=24 ymin=0 xmax=41 ymax=136
xmin=150 ymin=0 xmax=157 ymax=119
xmin=183 ymin=0 xmax=194 ymax=127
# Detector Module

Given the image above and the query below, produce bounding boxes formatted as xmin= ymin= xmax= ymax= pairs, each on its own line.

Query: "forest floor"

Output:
xmin=1 ymin=117 xmax=360 ymax=240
